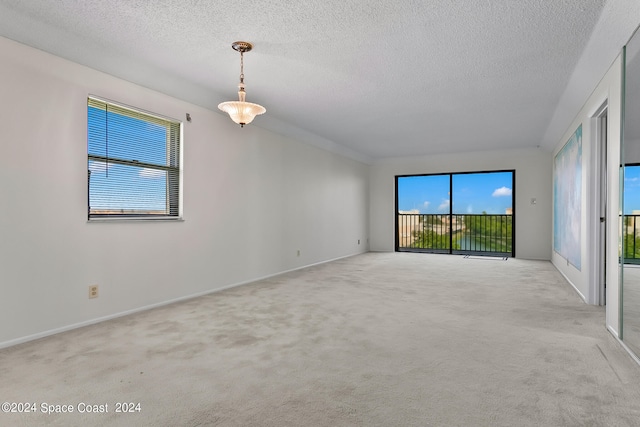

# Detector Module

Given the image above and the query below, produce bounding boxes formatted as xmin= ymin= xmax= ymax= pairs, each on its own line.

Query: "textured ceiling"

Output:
xmin=0 ymin=0 xmax=623 ymax=161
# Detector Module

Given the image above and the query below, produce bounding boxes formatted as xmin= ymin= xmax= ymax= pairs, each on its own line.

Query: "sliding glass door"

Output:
xmin=396 ymin=170 xmax=515 ymax=257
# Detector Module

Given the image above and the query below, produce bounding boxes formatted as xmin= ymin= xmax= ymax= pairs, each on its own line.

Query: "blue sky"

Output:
xmin=624 ymin=165 xmax=640 ymax=215
xmin=88 ymin=106 xmax=168 ymax=211
xmin=397 ymin=172 xmax=513 ymax=215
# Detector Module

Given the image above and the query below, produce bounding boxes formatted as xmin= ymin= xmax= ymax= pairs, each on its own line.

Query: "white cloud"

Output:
xmin=88 ymin=161 xmax=111 ymax=174
xmin=438 ymin=199 xmax=450 ymax=211
xmin=139 ymin=168 xmax=165 ymax=179
xmin=492 ymin=186 xmax=512 ymax=197
xmin=467 ymin=205 xmax=473 ymax=214
xmin=423 ymin=201 xmax=430 ymax=209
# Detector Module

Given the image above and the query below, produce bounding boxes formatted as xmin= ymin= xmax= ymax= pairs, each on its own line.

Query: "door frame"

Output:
xmin=589 ymin=101 xmax=608 ymax=305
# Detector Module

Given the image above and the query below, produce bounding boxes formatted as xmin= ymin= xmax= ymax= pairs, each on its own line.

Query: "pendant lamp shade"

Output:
xmin=218 ymin=42 xmax=266 ymax=127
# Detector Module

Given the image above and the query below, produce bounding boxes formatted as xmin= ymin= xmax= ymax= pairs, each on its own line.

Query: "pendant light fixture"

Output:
xmin=218 ymin=41 xmax=266 ymax=127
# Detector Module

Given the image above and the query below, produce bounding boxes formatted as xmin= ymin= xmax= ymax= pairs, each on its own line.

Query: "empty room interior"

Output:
xmin=2 ymin=1 xmax=640 ymax=426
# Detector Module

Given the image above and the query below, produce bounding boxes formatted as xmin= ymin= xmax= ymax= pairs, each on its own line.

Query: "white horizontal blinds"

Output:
xmin=87 ymin=97 xmax=180 ymax=218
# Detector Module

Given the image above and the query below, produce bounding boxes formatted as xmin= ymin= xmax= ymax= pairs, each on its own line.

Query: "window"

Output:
xmin=87 ymin=97 xmax=181 ymax=219
xmin=396 ymin=170 xmax=515 ymax=256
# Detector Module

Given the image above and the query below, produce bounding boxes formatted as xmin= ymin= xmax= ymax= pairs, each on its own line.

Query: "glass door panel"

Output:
xmin=452 ymin=172 xmax=514 ymax=256
xmin=397 ymin=174 xmax=451 ymax=251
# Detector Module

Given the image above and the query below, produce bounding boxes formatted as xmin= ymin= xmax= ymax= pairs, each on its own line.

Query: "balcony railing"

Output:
xmin=398 ymin=213 xmax=513 ymax=256
xmin=624 ymin=215 xmax=640 ymax=263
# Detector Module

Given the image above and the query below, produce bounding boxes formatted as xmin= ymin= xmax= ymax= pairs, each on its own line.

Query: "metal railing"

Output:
xmin=624 ymin=215 xmax=640 ymax=263
xmin=398 ymin=213 xmax=513 ymax=256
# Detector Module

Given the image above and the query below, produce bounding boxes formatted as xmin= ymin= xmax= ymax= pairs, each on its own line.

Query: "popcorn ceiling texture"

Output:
xmin=0 ymin=0 xmax=636 ymax=159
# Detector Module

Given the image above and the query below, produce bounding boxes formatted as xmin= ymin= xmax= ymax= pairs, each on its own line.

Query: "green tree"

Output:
xmin=463 ymin=213 xmax=512 ymax=252
xmin=623 ymin=231 xmax=640 ymax=261
xmin=411 ymin=229 xmax=451 ymax=249
xmin=410 ymin=215 xmax=461 ymax=250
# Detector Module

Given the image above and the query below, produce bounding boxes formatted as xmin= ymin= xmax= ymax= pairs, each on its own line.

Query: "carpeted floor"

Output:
xmin=1 ymin=252 xmax=640 ymax=426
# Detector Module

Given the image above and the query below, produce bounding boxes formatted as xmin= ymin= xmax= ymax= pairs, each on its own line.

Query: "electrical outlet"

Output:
xmin=88 ymin=285 xmax=99 ymax=299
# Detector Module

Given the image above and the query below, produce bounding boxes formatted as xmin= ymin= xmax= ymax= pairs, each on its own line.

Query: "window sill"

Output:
xmin=87 ymin=217 xmax=184 ymax=223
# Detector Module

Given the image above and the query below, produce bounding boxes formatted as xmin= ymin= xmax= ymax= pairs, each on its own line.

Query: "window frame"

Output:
xmin=87 ymin=96 xmax=183 ymax=221
xmin=395 ymin=169 xmax=515 ymax=257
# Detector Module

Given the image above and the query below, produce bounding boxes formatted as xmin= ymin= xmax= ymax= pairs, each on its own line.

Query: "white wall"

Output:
xmin=625 ymin=139 xmax=640 ymax=163
xmin=369 ymin=148 xmax=552 ymax=260
xmin=0 ymin=37 xmax=369 ymax=347
xmin=551 ymin=55 xmax=623 ymax=335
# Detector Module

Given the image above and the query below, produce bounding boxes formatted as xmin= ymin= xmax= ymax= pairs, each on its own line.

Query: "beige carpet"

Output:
xmin=1 ymin=252 xmax=640 ymax=426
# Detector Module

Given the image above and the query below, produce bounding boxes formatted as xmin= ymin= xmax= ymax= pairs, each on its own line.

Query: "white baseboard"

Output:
xmin=553 ymin=262 xmax=587 ymax=303
xmin=0 ymin=251 xmax=365 ymax=349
